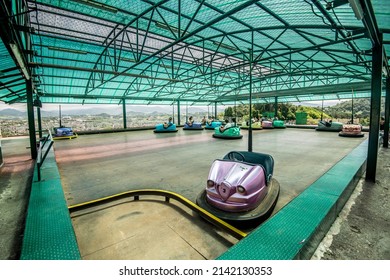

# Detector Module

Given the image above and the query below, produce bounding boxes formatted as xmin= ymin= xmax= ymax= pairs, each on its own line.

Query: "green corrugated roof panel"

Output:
xmin=0 ymin=38 xmax=27 ymax=102
xmin=328 ymin=5 xmax=365 ymax=26
xmin=1 ymin=0 xmax=388 ymax=105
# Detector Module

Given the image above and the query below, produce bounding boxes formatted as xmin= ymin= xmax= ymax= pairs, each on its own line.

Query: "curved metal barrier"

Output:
xmin=68 ymin=189 xmax=247 ymax=240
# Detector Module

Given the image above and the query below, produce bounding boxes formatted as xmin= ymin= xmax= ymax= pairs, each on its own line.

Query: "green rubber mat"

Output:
xmin=20 ymin=149 xmax=80 ymax=260
xmin=218 ymin=140 xmax=368 ymax=260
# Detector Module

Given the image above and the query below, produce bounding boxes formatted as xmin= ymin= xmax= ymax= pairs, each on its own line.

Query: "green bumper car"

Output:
xmin=273 ymin=120 xmax=286 ymax=128
xmin=213 ymin=126 xmax=243 ymax=139
xmin=240 ymin=121 xmax=263 ymax=130
xmin=316 ymin=120 xmax=343 ymax=132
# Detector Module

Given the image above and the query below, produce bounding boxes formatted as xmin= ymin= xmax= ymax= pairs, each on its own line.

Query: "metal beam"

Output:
xmin=248 ymin=37 xmax=253 ymax=152
xmin=26 ymin=79 xmax=37 ymax=159
xmin=222 ymin=81 xmax=371 ymax=101
xmin=37 ymin=105 xmax=42 ymax=139
xmin=366 ymin=33 xmax=383 ymax=182
xmin=36 ymin=79 xmax=374 ymax=105
xmin=29 ymin=62 xmax=178 ymax=82
xmin=311 ymin=0 xmax=368 ymax=69
xmin=85 ymin=0 xmax=260 ymax=94
xmin=122 ymin=98 xmax=127 ymax=129
xmin=361 ymin=0 xmax=389 ymax=77
xmin=177 ymin=99 xmax=181 ymax=125
xmin=384 ymin=77 xmax=390 ymax=148
xmin=274 ymin=96 xmax=278 ymax=118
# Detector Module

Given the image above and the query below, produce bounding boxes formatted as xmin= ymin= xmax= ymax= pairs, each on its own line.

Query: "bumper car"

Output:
xmin=183 ymin=122 xmax=204 ymax=130
xmin=196 ymin=151 xmax=280 ymax=228
xmin=153 ymin=123 xmax=178 ymax=133
xmin=240 ymin=121 xmax=262 ymax=130
xmin=273 ymin=120 xmax=286 ymax=128
xmin=212 ymin=126 xmax=243 ymax=139
xmin=316 ymin=120 xmax=343 ymax=132
xmin=339 ymin=124 xmax=364 ymax=137
xmin=53 ymin=127 xmax=77 ymax=140
xmin=261 ymin=120 xmax=274 ymax=129
xmin=205 ymin=121 xmax=222 ymax=130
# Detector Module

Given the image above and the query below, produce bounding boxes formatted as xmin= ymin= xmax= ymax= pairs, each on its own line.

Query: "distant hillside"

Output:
xmin=1 ymin=99 xmax=381 ymax=120
xmin=0 ymin=104 xmax=208 ymax=117
xmin=41 ymin=107 xmax=122 ymax=117
xmin=0 ymin=108 xmax=26 ymax=117
xmin=323 ymin=98 xmax=374 ymax=119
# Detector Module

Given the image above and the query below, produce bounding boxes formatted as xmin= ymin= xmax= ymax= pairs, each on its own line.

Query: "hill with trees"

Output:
xmin=222 ymin=98 xmax=381 ymax=125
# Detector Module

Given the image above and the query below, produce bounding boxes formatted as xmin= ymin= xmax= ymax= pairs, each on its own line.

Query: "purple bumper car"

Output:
xmin=261 ymin=120 xmax=274 ymax=129
xmin=183 ymin=122 xmax=204 ymax=130
xmin=196 ymin=151 xmax=280 ymax=227
xmin=53 ymin=127 xmax=77 ymax=140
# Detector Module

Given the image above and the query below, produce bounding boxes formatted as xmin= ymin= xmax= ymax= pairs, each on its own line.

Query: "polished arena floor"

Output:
xmin=49 ymin=127 xmax=366 ymax=259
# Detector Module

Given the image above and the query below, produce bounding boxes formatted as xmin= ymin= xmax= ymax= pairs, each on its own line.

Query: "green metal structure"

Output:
xmin=1 ymin=0 xmax=389 ymax=106
xmin=0 ymin=2 xmax=389 ymax=181
xmin=1 ymin=0 xmax=389 ymax=260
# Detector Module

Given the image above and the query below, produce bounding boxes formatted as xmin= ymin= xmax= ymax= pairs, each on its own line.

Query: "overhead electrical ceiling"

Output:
xmin=0 ymin=0 xmax=389 ymax=106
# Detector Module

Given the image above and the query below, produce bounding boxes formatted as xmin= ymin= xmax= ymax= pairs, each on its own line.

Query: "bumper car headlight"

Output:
xmin=237 ymin=185 xmax=246 ymax=194
xmin=207 ymin=180 xmax=215 ymax=188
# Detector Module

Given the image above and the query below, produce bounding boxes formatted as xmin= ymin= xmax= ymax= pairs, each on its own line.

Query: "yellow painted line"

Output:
xmin=68 ymin=189 xmax=247 ymax=239
xmin=53 ymin=133 xmax=78 ymax=140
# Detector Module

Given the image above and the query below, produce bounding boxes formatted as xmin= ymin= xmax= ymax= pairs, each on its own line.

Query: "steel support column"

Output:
xmin=384 ymin=77 xmax=390 ymax=148
xmin=186 ymin=102 xmax=189 ymax=123
xmin=172 ymin=102 xmax=175 ymax=124
xmin=214 ymin=102 xmax=217 ymax=119
xmin=37 ymin=106 xmax=42 ymax=139
xmin=274 ymin=96 xmax=278 ymax=118
xmin=351 ymin=92 xmax=354 ymax=124
xmin=122 ymin=98 xmax=127 ymax=129
xmin=177 ymin=100 xmax=181 ymax=125
xmin=59 ymin=105 xmax=62 ymax=127
xmin=248 ymin=32 xmax=254 ymax=153
xmin=366 ymin=34 xmax=383 ymax=182
xmin=26 ymin=80 xmax=37 ymax=159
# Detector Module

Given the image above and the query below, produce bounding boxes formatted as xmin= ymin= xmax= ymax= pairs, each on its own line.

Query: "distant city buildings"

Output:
xmin=0 ymin=112 xmax=207 ymax=137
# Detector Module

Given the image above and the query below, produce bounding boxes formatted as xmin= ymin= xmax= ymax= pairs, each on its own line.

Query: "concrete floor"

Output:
xmin=0 ymin=137 xmax=33 ymax=259
xmin=314 ymin=146 xmax=390 ymax=260
xmin=52 ymin=128 xmax=366 ymax=259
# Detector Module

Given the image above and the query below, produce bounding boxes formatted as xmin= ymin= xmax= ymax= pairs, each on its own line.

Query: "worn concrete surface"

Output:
xmin=0 ymin=137 xmax=33 ymax=259
xmin=1 ymin=128 xmax=387 ymax=260
xmin=53 ymin=128 xmax=365 ymax=259
xmin=71 ymin=197 xmax=237 ymax=260
xmin=312 ymin=146 xmax=390 ymax=260
xmin=54 ymin=128 xmax=365 ymax=209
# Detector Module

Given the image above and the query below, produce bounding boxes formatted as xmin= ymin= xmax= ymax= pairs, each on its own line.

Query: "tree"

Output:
xmin=224 ymin=107 xmax=234 ymax=117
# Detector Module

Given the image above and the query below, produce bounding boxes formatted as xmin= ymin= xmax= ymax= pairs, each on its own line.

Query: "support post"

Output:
xmin=122 ymin=98 xmax=127 ymax=129
xmin=384 ymin=77 xmax=390 ymax=148
xmin=351 ymin=91 xmax=354 ymax=124
xmin=214 ymin=102 xmax=217 ymax=119
xmin=274 ymin=96 xmax=278 ymax=119
xmin=248 ymin=31 xmax=254 ymax=152
xmin=26 ymin=80 xmax=37 ymax=159
xmin=37 ymin=106 xmax=42 ymax=139
xmin=186 ymin=102 xmax=188 ymax=123
xmin=172 ymin=102 xmax=175 ymax=124
xmin=366 ymin=33 xmax=383 ymax=182
xmin=59 ymin=105 xmax=62 ymax=127
xmin=177 ymin=100 xmax=181 ymax=125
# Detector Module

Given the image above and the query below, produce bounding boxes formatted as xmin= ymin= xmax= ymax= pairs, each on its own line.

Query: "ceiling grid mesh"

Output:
xmin=0 ymin=0 xmax=389 ymax=105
